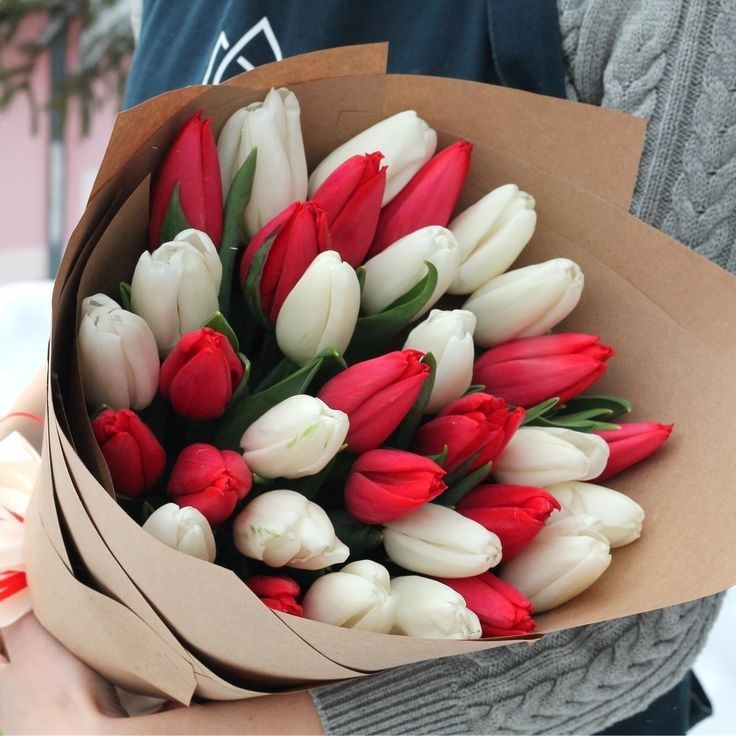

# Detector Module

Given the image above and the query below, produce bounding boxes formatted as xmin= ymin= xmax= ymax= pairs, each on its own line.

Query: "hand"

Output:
xmin=0 ymin=613 xmax=124 ymax=734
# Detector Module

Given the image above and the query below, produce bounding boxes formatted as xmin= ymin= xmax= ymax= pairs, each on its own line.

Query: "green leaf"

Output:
xmin=561 ymin=395 xmax=633 ymax=419
xmin=159 ymin=182 xmax=190 ymax=244
xmin=389 ymin=352 xmax=437 ymax=449
xmin=356 ymin=266 xmax=366 ymax=295
xmin=347 ymin=262 xmax=438 ymax=361
xmin=288 ymin=452 xmax=344 ymax=501
xmin=213 ymin=348 xmax=343 ymax=450
xmin=219 ymin=148 xmax=257 ymax=318
xmin=328 ymin=510 xmax=384 ymax=557
xmin=119 ymin=282 xmax=132 ymax=311
xmin=228 ymin=353 xmax=251 ymax=404
xmin=521 ymin=397 xmax=560 ymax=424
xmin=438 ymin=461 xmax=493 ymax=508
xmin=243 ymin=234 xmax=275 ymax=330
xmin=443 ymin=448 xmax=483 ymax=487
xmin=254 ymin=356 xmax=299 ymax=393
xmin=532 ymin=415 xmax=621 ymax=433
xmin=464 ymin=384 xmax=486 ymax=396
xmin=426 ymin=445 xmax=449 ymax=467
xmin=202 ymin=311 xmax=239 ymax=352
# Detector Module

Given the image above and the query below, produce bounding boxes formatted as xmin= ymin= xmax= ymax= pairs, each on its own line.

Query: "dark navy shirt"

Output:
xmin=123 ymin=0 xmax=565 ymax=108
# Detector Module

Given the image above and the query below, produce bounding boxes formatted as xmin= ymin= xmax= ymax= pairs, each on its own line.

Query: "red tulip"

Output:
xmin=167 ymin=443 xmax=252 ymax=525
xmin=247 ymin=575 xmax=303 ymax=616
xmin=160 ymin=328 xmax=244 ymax=420
xmin=317 ymin=350 xmax=431 ymax=454
xmin=239 ymin=201 xmax=330 ymax=323
xmin=310 ymin=152 xmax=386 ymax=267
xmin=345 ymin=449 xmax=447 ymax=525
xmin=594 ymin=422 xmax=674 ymax=481
xmin=473 ymin=333 xmax=614 ymax=408
xmin=438 ymin=572 xmax=536 ymax=637
xmin=457 ymin=484 xmax=560 ymax=558
xmin=92 ymin=409 xmax=165 ymax=498
xmin=414 ymin=393 xmax=524 ymax=475
xmin=149 ymin=110 xmax=223 ymax=249
xmin=369 ymin=140 xmax=472 ymax=256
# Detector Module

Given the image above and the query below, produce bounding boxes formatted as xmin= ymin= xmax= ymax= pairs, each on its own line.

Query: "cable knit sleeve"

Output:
xmin=312 ymin=1 xmax=733 ymax=732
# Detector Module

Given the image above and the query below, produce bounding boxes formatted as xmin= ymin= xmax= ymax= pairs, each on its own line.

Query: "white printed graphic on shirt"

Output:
xmin=202 ymin=17 xmax=283 ymax=85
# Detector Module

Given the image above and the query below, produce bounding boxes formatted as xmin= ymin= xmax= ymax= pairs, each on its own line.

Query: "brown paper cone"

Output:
xmin=24 ymin=47 xmax=736 ymax=698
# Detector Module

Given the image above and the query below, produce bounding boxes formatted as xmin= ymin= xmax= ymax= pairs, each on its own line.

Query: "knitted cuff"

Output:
xmin=311 ymin=657 xmax=467 ymax=735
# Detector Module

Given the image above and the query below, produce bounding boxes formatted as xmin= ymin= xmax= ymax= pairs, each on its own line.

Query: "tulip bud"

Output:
xmin=370 ymin=141 xmax=472 ymax=256
xmin=501 ymin=513 xmax=611 ymax=612
xmin=438 ymin=572 xmax=536 ymax=637
xmin=403 ymin=309 xmax=476 ymax=413
xmin=384 ymin=503 xmax=502 ymax=578
xmin=448 ymin=184 xmax=537 ymax=294
xmin=91 ymin=409 xmax=165 ymax=498
xmin=317 ymin=350 xmax=430 ymax=454
xmin=345 ymin=449 xmax=447 ymax=525
xmin=457 ymin=484 xmax=561 ymax=558
xmin=546 ymin=480 xmax=644 ymax=548
xmin=246 ymin=575 xmax=303 ymax=616
xmin=218 ymin=88 xmax=308 ymax=236
xmin=167 ymin=444 xmax=252 ymax=526
xmin=310 ymin=152 xmax=386 ymax=267
xmin=159 ymin=328 xmax=244 ymax=420
xmin=390 ymin=576 xmax=481 ymax=639
xmin=240 ymin=201 xmax=331 ymax=323
xmin=275 ymin=251 xmax=361 ymax=366
xmin=464 ymin=258 xmax=584 ymax=348
xmin=142 ymin=503 xmax=216 ymax=562
xmin=473 ymin=333 xmax=614 ymax=408
xmin=233 ymin=489 xmax=349 ymax=569
xmin=149 ymin=110 xmax=222 ymax=248
xmin=240 ymin=395 xmax=348 ymax=479
xmin=594 ymin=422 xmax=674 ymax=481
xmin=131 ymin=229 xmax=222 ymax=356
xmin=361 ymin=226 xmax=460 ymax=318
xmin=493 ymin=427 xmax=609 ymax=488
xmin=78 ymin=294 xmax=160 ymax=411
xmin=413 ymin=393 xmax=524 ymax=475
xmin=308 ymin=110 xmax=437 ymax=205
xmin=303 ymin=560 xmax=399 ymax=633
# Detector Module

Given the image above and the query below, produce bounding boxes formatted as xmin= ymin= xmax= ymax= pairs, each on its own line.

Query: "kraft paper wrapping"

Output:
xmin=24 ymin=45 xmax=736 ymax=703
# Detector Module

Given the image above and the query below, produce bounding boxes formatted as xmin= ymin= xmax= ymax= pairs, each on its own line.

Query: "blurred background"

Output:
xmin=0 ymin=2 xmax=733 ymax=733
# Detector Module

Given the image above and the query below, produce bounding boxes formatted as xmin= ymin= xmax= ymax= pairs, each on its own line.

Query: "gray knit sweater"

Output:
xmin=311 ymin=1 xmax=734 ymax=733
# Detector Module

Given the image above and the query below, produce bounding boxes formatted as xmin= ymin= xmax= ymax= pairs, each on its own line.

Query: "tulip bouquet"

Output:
xmin=22 ymin=46 xmax=736 ymax=703
xmin=72 ymin=85 xmax=673 ymax=643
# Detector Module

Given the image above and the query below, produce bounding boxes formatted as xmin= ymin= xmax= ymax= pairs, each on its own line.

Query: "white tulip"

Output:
xmin=384 ymin=503 xmax=502 ymax=578
xmin=546 ymin=480 xmax=645 ymax=548
xmin=78 ymin=294 xmax=159 ymax=410
xmin=308 ymin=110 xmax=437 ymax=205
xmin=403 ymin=309 xmax=476 ymax=413
xmin=464 ymin=258 xmax=584 ymax=347
xmin=130 ymin=229 xmax=221 ymax=356
xmin=142 ymin=503 xmax=216 ymax=562
xmin=302 ymin=560 xmax=398 ymax=633
xmin=0 ymin=433 xmax=40 ymax=627
xmin=218 ymin=88 xmax=308 ymax=235
xmin=240 ymin=395 xmax=348 ymax=479
xmin=448 ymin=184 xmax=537 ymax=294
xmin=275 ymin=251 xmax=360 ymax=366
xmin=233 ymin=489 xmax=349 ymax=570
xmin=390 ymin=576 xmax=482 ymax=640
xmin=494 ymin=427 xmax=609 ymax=487
xmin=361 ymin=226 xmax=460 ymax=318
xmin=502 ymin=513 xmax=612 ymax=612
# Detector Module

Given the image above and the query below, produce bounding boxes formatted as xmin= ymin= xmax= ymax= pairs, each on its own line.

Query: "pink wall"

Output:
xmin=0 ymin=14 xmax=120 ymax=282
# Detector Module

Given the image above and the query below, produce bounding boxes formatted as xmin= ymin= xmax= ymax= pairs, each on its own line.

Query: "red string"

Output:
xmin=0 ymin=412 xmax=44 ymax=427
xmin=0 ymin=571 xmax=27 ymax=601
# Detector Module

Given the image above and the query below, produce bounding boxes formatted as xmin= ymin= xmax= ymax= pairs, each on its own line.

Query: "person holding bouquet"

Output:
xmin=1 ymin=0 xmax=731 ymax=733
